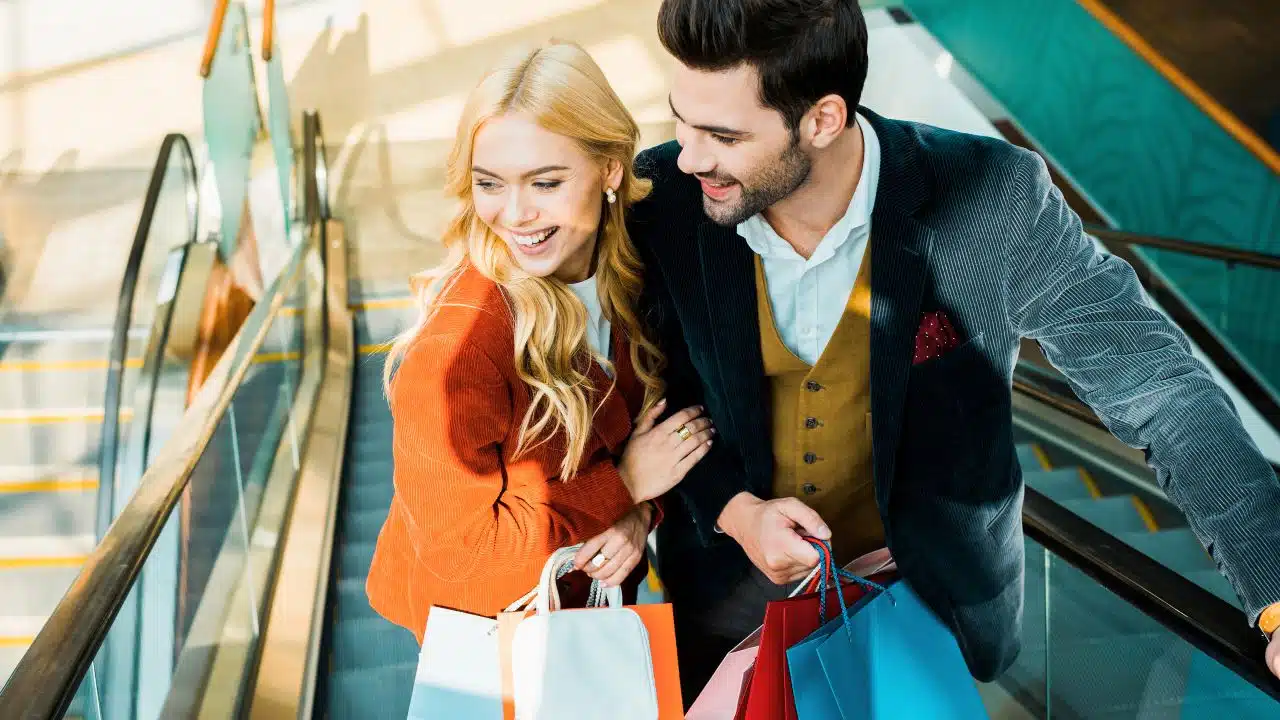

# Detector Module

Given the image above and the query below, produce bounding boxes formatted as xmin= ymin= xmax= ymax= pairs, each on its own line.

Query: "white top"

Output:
xmin=737 ymin=112 xmax=881 ymax=366
xmin=567 ymin=275 xmax=613 ymax=373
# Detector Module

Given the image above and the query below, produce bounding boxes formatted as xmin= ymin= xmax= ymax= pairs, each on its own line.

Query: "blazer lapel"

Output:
xmin=864 ymin=109 xmax=936 ymax=507
xmin=697 ymin=221 xmax=769 ymax=469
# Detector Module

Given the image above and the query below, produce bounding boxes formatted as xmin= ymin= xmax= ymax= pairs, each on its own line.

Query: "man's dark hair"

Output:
xmin=658 ymin=0 xmax=868 ymax=133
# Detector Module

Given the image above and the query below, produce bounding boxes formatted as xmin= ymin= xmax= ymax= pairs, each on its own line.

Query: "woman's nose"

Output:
xmin=503 ymin=191 xmax=537 ymax=226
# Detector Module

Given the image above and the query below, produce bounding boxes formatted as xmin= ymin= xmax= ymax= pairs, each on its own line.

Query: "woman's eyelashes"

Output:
xmin=472 ymin=178 xmax=564 ymax=193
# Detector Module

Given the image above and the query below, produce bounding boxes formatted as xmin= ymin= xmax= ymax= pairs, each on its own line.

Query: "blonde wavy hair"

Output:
xmin=384 ymin=41 xmax=666 ymax=479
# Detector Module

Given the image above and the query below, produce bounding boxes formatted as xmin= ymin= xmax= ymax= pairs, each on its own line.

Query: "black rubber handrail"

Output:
xmin=96 ymin=134 xmax=199 ymax=539
xmin=1084 ymin=224 xmax=1280 ymax=271
xmin=1023 ymin=487 xmax=1280 ymax=701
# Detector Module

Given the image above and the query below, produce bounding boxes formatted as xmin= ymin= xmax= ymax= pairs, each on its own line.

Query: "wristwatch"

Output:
xmin=1260 ymin=603 xmax=1280 ymax=640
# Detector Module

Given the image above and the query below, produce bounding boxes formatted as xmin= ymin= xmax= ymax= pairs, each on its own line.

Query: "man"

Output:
xmin=627 ymin=0 xmax=1280 ymax=701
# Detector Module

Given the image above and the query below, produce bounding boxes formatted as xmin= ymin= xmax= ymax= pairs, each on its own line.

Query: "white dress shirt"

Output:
xmin=737 ymin=112 xmax=880 ymax=366
xmin=568 ymin=275 xmax=613 ymax=373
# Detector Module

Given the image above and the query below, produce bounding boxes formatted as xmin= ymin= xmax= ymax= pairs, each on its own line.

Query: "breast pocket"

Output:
xmin=896 ymin=334 xmax=1012 ymax=499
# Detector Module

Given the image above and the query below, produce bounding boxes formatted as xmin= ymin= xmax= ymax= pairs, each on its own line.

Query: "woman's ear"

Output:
xmin=604 ymin=158 xmax=624 ymax=194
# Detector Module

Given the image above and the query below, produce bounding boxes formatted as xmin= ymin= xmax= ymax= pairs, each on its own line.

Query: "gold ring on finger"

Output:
xmin=676 ymin=424 xmax=693 ymax=442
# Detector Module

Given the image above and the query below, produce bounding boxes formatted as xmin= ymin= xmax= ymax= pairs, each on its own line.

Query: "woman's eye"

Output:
xmin=533 ymin=180 xmax=563 ymax=191
xmin=475 ymin=180 xmax=501 ymax=192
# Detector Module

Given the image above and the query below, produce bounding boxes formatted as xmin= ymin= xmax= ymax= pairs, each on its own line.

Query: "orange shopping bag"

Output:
xmin=497 ymin=547 xmax=683 ymax=719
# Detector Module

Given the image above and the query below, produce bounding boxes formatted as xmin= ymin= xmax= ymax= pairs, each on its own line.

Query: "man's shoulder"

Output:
xmin=632 ymin=141 xmax=703 ymax=224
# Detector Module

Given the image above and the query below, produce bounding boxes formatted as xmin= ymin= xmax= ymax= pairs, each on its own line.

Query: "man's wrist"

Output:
xmin=715 ymin=492 xmax=761 ymax=539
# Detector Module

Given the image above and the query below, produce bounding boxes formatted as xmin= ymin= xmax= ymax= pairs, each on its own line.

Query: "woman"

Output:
xmin=366 ymin=41 xmax=714 ymax=641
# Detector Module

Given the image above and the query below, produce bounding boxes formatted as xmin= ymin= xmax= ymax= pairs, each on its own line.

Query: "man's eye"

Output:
xmin=713 ymin=135 xmax=740 ymax=146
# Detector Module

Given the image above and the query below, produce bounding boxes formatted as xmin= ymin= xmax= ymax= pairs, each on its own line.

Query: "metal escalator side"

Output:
xmin=0 ymin=111 xmax=336 ymax=719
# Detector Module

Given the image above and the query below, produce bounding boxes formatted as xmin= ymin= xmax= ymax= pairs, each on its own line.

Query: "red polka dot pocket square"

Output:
xmin=912 ymin=311 xmax=961 ymax=365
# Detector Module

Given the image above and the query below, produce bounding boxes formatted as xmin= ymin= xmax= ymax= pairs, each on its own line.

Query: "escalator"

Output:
xmin=3 ymin=104 xmax=1279 ymax=718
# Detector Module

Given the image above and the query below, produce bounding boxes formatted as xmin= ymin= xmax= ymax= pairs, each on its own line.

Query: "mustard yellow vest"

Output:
xmin=754 ymin=248 xmax=886 ymax=564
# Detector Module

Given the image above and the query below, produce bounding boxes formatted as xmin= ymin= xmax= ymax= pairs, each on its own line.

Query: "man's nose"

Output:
xmin=676 ymin=137 xmax=714 ymax=176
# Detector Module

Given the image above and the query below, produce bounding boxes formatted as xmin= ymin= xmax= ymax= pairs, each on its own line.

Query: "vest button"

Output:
xmin=802 ymin=483 xmax=818 ymax=495
xmin=805 ymin=381 xmax=823 ymax=392
xmin=804 ymin=417 xmax=819 ymax=429
xmin=803 ymin=452 xmax=818 ymax=464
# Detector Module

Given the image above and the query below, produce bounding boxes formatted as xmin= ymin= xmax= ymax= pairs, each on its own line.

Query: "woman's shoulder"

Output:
xmin=397 ymin=265 xmax=515 ymax=381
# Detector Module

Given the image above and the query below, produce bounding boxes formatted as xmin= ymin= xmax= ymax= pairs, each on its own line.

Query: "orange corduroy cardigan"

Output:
xmin=365 ymin=265 xmax=655 ymax=642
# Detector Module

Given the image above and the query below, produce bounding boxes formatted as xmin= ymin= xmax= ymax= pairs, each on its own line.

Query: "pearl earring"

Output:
xmin=605 ymin=187 xmax=617 ymax=204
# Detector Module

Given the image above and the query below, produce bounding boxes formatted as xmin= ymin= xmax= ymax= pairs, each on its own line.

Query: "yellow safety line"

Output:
xmin=0 ymin=556 xmax=86 ymax=569
xmin=1074 ymin=0 xmax=1280 ymax=176
xmin=1131 ymin=496 xmax=1161 ymax=533
xmin=359 ymin=343 xmax=391 ymax=355
xmin=0 ymin=358 xmax=143 ymax=373
xmin=0 ymin=408 xmax=132 ymax=425
xmin=252 ymin=351 xmax=302 ymax=364
xmin=351 ymin=298 xmax=414 ymax=311
xmin=1076 ymin=467 xmax=1103 ymax=499
xmin=1030 ymin=444 xmax=1053 ymax=471
xmin=0 ymin=636 xmax=33 ymax=647
xmin=0 ymin=479 xmax=98 ymax=493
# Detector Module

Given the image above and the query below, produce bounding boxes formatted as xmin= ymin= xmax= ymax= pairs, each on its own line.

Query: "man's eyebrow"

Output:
xmin=471 ymin=165 xmax=570 ymax=178
xmin=668 ymin=95 xmax=752 ymax=138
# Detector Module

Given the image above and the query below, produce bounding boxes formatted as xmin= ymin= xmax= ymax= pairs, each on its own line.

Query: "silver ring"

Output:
xmin=590 ymin=552 xmax=608 ymax=569
xmin=675 ymin=424 xmax=693 ymax=442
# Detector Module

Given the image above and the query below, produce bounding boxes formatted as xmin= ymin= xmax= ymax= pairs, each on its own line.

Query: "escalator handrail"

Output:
xmin=1084 ymin=224 xmax=1280 ymax=271
xmin=96 ymin=133 xmax=199 ymax=540
xmin=0 ymin=238 xmax=314 ymax=719
xmin=1023 ymin=487 xmax=1280 ymax=701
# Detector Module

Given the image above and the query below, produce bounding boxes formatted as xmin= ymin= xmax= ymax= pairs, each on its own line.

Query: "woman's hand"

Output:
xmin=573 ymin=502 xmax=654 ymax=588
xmin=618 ymin=400 xmax=715 ymax=503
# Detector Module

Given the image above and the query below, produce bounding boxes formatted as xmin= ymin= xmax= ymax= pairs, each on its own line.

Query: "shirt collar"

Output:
xmin=738 ymin=112 xmax=880 ymax=263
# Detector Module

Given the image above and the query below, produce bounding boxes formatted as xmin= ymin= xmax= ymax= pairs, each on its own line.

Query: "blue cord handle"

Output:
xmin=805 ymin=538 xmax=893 ymax=638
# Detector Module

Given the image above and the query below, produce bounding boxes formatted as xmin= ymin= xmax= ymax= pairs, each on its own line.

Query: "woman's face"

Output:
xmin=470 ymin=112 xmax=620 ymax=283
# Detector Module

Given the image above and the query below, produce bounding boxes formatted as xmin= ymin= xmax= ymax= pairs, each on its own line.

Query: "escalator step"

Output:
xmin=335 ymin=577 xmax=381 ymax=622
xmin=339 ymin=542 xmax=377 ymax=581
xmin=327 ymin=661 xmax=415 ymax=720
xmin=343 ymin=508 xmax=391 ymax=545
xmin=1023 ymin=468 xmax=1092 ymax=503
xmin=331 ymin=616 xmax=419 ymax=672
xmin=344 ymin=483 xmax=394 ymax=513
xmin=1118 ymin=529 xmax=1214 ymax=575
xmin=1015 ymin=443 xmax=1046 ymax=473
xmin=1056 ymin=496 xmax=1151 ymax=535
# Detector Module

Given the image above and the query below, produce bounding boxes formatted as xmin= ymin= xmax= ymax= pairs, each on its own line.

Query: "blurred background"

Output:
xmin=0 ymin=1 xmax=1277 ymax=718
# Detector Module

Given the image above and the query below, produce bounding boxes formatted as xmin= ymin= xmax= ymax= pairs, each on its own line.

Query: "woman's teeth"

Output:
xmin=514 ymin=227 xmax=557 ymax=246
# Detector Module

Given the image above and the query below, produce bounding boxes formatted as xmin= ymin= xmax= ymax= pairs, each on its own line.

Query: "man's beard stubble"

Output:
xmin=701 ymin=141 xmax=812 ymax=227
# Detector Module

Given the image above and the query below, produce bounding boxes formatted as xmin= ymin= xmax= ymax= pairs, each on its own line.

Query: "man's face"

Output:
xmin=669 ymin=63 xmax=811 ymax=226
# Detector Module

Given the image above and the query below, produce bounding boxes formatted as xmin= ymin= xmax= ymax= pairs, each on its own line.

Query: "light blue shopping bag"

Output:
xmin=817 ymin=579 xmax=987 ymax=718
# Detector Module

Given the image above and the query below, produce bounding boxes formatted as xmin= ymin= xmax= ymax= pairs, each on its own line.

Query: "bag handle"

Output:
xmin=799 ymin=538 xmax=892 ymax=632
xmin=518 ymin=544 xmax=623 ymax=615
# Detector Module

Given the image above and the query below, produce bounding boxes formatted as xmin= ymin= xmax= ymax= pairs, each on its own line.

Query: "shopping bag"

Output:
xmin=497 ymin=545 xmax=684 ymax=720
xmin=741 ymin=542 xmax=887 ymax=720
xmin=406 ymin=606 xmax=504 ymax=719
xmin=685 ymin=626 xmax=762 ymax=720
xmin=687 ymin=544 xmax=895 ymax=720
xmin=797 ymin=573 xmax=988 ymax=718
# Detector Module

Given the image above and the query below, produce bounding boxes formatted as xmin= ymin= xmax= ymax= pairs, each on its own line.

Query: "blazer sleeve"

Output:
xmin=638 ymin=225 xmax=750 ymax=546
xmin=1003 ymin=151 xmax=1280 ymax=624
xmin=390 ymin=332 xmax=637 ymax=584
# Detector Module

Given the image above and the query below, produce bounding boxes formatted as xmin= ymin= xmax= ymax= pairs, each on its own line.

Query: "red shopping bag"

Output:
xmin=741 ymin=544 xmax=892 ymax=720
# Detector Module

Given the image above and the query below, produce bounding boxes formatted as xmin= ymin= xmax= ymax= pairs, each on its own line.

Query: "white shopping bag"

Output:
xmin=407 ymin=606 xmax=505 ymax=719
xmin=508 ymin=546 xmax=660 ymax=720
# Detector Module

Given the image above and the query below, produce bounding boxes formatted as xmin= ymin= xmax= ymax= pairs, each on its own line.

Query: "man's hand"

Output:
xmin=717 ymin=492 xmax=831 ymax=585
xmin=1268 ymin=632 xmax=1279 ymax=679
